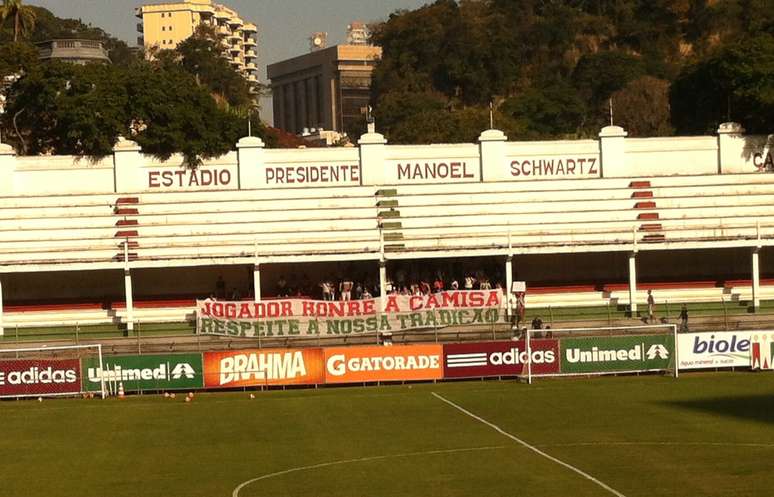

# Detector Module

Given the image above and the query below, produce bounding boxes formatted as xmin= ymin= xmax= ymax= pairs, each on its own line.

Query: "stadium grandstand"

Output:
xmin=1 ymin=121 xmax=773 ymax=342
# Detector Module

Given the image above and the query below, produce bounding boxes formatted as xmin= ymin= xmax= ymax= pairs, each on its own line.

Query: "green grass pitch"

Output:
xmin=2 ymin=372 xmax=774 ymax=497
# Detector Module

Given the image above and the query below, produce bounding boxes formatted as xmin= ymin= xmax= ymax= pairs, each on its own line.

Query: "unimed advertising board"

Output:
xmin=560 ymin=335 xmax=674 ymax=374
xmin=81 ymin=354 xmax=203 ymax=392
xmin=0 ymin=359 xmax=81 ymax=397
xmin=443 ymin=340 xmax=559 ymax=378
xmin=203 ymin=348 xmax=324 ymax=388
xmin=324 ymin=345 xmax=443 ymax=383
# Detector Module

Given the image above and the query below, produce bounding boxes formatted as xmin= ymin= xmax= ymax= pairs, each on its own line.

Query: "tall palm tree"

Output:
xmin=0 ymin=0 xmax=36 ymax=42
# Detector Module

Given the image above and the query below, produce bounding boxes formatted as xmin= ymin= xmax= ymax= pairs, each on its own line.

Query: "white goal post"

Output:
xmin=521 ymin=324 xmax=679 ymax=384
xmin=0 ymin=344 xmax=106 ymax=399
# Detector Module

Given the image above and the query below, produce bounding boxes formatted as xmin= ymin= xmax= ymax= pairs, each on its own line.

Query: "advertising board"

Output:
xmin=443 ymin=340 xmax=559 ymax=378
xmin=560 ymin=335 xmax=674 ymax=374
xmin=677 ymin=332 xmax=755 ymax=370
xmin=203 ymin=348 xmax=324 ymax=388
xmin=0 ymin=359 xmax=81 ymax=397
xmin=324 ymin=345 xmax=443 ymax=384
xmin=81 ymin=354 xmax=203 ymax=392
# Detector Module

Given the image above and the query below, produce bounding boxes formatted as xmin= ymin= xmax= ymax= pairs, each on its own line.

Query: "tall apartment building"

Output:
xmin=267 ymin=24 xmax=381 ymax=138
xmin=135 ymin=0 xmax=258 ymax=87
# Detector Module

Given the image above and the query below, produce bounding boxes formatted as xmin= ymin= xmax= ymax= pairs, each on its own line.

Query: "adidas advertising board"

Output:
xmin=0 ymin=359 xmax=81 ymax=397
xmin=81 ymin=354 xmax=204 ymax=392
xmin=443 ymin=340 xmax=559 ymax=378
xmin=561 ymin=335 xmax=674 ymax=374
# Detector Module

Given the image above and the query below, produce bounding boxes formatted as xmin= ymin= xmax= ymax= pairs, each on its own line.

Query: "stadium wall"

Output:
xmin=0 ymin=123 xmax=771 ymax=196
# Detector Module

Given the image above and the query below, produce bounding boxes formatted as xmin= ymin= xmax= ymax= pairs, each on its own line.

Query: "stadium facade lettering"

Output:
xmin=753 ymin=150 xmax=774 ymax=171
xmin=148 ymin=168 xmax=232 ymax=188
xmin=392 ymin=160 xmax=478 ymax=182
xmin=509 ymin=156 xmax=599 ymax=178
xmin=264 ymin=163 xmax=360 ymax=185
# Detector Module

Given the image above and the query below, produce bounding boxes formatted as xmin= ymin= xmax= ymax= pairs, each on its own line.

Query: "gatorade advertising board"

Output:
xmin=324 ymin=344 xmax=443 ymax=384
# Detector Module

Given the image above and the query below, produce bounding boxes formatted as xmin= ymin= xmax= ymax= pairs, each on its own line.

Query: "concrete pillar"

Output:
xmin=124 ymin=268 xmax=134 ymax=334
xmin=752 ymin=248 xmax=761 ymax=311
xmin=112 ymin=137 xmax=142 ymax=194
xmin=253 ymin=263 xmax=262 ymax=302
xmin=478 ymin=129 xmax=508 ymax=182
xmin=0 ymin=141 xmax=16 ymax=195
xmin=717 ymin=122 xmax=746 ymax=174
xmin=358 ymin=130 xmax=387 ymax=186
xmin=599 ymin=125 xmax=628 ymax=178
xmin=505 ymin=256 xmax=513 ymax=319
xmin=236 ymin=135 xmax=265 ymax=189
xmin=628 ymin=252 xmax=638 ymax=314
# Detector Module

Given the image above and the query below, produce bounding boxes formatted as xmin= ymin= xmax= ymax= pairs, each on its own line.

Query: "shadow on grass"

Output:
xmin=663 ymin=392 xmax=774 ymax=425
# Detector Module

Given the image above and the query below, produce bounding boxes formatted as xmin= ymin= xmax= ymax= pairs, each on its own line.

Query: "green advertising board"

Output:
xmin=560 ymin=334 xmax=674 ymax=374
xmin=82 ymin=353 xmax=203 ymax=392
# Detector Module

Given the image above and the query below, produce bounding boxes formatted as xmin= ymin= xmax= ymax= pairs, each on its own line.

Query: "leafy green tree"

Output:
xmin=0 ymin=40 xmax=37 ymax=77
xmin=501 ymin=81 xmax=586 ymax=138
xmin=0 ymin=0 xmax=35 ymax=42
xmin=162 ymin=24 xmax=253 ymax=108
xmin=2 ymin=59 xmax=266 ymax=165
xmin=671 ymin=33 xmax=774 ymax=135
xmin=610 ymin=76 xmax=673 ymax=137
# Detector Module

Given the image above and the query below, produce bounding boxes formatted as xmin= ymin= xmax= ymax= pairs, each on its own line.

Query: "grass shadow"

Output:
xmin=663 ymin=392 xmax=774 ymax=425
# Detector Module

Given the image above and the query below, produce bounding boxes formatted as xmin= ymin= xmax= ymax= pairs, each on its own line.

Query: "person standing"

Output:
xmin=647 ymin=289 xmax=655 ymax=323
xmin=679 ymin=304 xmax=689 ymax=332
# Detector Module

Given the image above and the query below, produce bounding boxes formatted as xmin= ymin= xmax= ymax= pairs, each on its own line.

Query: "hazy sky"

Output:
xmin=27 ymin=0 xmax=429 ymax=125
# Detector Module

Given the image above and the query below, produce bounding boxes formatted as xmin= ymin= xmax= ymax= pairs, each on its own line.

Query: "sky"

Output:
xmin=27 ymin=0 xmax=430 ymax=125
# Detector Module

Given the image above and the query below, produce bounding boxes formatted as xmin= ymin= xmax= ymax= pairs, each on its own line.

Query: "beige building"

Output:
xmin=267 ymin=44 xmax=382 ymax=137
xmin=135 ymin=0 xmax=258 ymax=87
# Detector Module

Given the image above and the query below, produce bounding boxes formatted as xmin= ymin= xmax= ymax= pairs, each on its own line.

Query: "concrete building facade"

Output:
xmin=36 ymin=39 xmax=111 ymax=65
xmin=267 ymin=44 xmax=381 ymax=137
xmin=135 ymin=0 xmax=258 ymax=86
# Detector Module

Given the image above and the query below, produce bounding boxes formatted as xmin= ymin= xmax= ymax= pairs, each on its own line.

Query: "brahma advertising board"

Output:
xmin=0 ymin=359 xmax=81 ymax=397
xmin=443 ymin=340 xmax=559 ymax=378
xmin=203 ymin=348 xmax=324 ymax=388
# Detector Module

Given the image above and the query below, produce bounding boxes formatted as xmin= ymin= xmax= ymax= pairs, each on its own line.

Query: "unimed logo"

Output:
xmin=218 ymin=351 xmax=307 ymax=385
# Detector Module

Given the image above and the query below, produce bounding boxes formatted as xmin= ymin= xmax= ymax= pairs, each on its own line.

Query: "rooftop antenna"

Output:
xmin=489 ymin=101 xmax=494 ymax=129
xmin=609 ymin=98 xmax=614 ymax=126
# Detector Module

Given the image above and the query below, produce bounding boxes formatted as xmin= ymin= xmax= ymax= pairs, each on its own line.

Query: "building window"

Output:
xmin=162 ymin=26 xmax=166 ymax=31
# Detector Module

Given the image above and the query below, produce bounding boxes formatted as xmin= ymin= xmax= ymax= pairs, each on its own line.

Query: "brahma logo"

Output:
xmin=219 ymin=351 xmax=307 ymax=385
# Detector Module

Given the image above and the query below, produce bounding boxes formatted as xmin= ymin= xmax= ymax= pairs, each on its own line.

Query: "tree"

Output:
xmin=610 ymin=76 xmax=673 ymax=137
xmin=0 ymin=0 xmax=35 ymax=42
xmin=2 ymin=59 xmax=267 ymax=165
xmin=501 ymin=81 xmax=586 ymax=138
xmin=671 ymin=34 xmax=774 ymax=135
xmin=163 ymin=24 xmax=254 ymax=108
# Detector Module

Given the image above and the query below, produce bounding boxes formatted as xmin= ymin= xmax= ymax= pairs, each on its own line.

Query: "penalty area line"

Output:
xmin=431 ymin=391 xmax=628 ymax=497
xmin=232 ymin=445 xmax=506 ymax=497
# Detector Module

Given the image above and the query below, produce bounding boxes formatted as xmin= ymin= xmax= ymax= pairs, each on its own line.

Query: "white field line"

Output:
xmin=232 ymin=445 xmax=506 ymax=497
xmin=539 ymin=441 xmax=774 ymax=449
xmin=431 ymin=391 xmax=628 ymax=497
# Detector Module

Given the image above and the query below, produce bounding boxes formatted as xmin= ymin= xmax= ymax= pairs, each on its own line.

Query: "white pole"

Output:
xmin=628 ymin=252 xmax=638 ymax=315
xmin=379 ymin=260 xmax=387 ymax=310
xmin=253 ymin=264 xmax=262 ymax=302
xmin=752 ymin=248 xmax=761 ymax=311
xmin=253 ymin=264 xmax=262 ymax=303
xmin=97 ymin=344 xmax=106 ymax=399
xmin=526 ymin=327 xmax=532 ymax=385
xmin=672 ymin=324 xmax=679 ymax=379
xmin=0 ymin=276 xmax=4 ymax=337
xmin=123 ymin=241 xmax=134 ymax=334
xmin=505 ymin=255 xmax=513 ymax=322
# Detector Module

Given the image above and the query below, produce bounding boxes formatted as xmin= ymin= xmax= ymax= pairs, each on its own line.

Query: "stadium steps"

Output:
xmin=114 ymin=196 xmax=141 ymax=262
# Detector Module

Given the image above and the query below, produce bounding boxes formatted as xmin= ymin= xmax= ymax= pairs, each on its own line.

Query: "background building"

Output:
xmin=267 ymin=24 xmax=381 ymax=138
xmin=35 ymin=39 xmax=111 ymax=65
xmin=135 ymin=0 xmax=258 ymax=87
